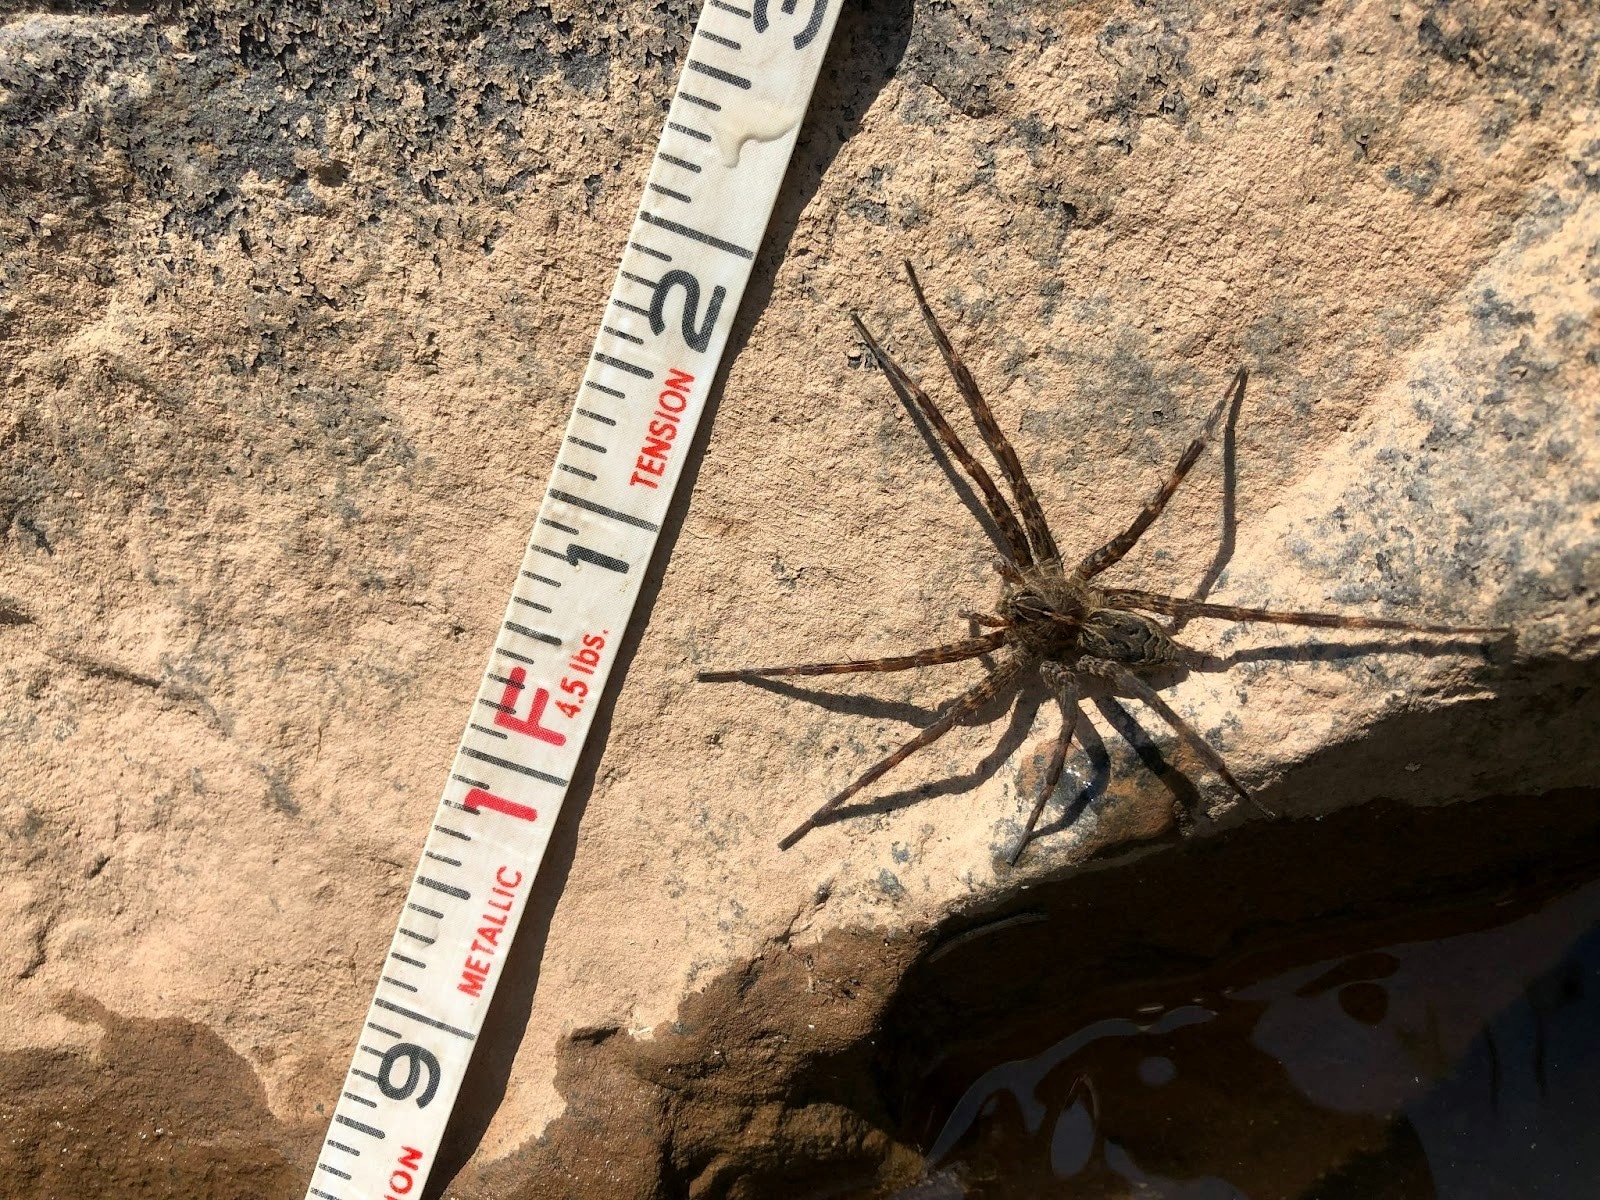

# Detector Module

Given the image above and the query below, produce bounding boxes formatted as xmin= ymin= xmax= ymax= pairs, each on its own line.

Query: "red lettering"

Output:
xmin=458 ymin=867 xmax=524 ymax=1000
xmin=492 ymin=668 xmax=567 ymax=746
xmin=463 ymin=787 xmax=538 ymax=824
xmin=384 ymin=1146 xmax=424 ymax=1200
xmin=631 ymin=370 xmax=694 ymax=487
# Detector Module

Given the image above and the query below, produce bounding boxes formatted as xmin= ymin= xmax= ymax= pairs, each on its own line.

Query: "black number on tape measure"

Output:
xmin=566 ymin=543 xmax=629 ymax=573
xmin=753 ymin=0 xmax=829 ymax=50
xmin=378 ymin=1043 xmax=442 ymax=1108
xmin=648 ymin=269 xmax=726 ymax=353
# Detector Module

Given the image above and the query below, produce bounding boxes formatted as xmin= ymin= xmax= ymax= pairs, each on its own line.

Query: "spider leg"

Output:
xmin=902 ymin=261 xmax=1062 ymax=564
xmin=1075 ymin=368 xmax=1246 ymax=580
xmin=958 ymin=608 xmax=1010 ymax=628
xmin=1009 ymin=663 xmax=1081 ymax=865
xmin=1082 ymin=656 xmax=1271 ymax=816
xmin=697 ymin=631 xmax=1009 ymax=681
xmin=851 ymin=312 xmax=1034 ymax=567
xmin=778 ymin=655 xmax=1030 ymax=850
xmin=1102 ymin=589 xmax=1509 ymax=636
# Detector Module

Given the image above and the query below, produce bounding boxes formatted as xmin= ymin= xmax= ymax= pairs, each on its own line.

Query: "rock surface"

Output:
xmin=2 ymin=0 xmax=1598 ymax=1195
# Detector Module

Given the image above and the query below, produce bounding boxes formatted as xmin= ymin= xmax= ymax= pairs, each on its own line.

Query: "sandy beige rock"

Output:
xmin=2 ymin=0 xmax=1598 ymax=1195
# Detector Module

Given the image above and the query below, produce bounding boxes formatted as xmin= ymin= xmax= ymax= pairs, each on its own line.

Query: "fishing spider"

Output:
xmin=699 ymin=264 xmax=1506 ymax=863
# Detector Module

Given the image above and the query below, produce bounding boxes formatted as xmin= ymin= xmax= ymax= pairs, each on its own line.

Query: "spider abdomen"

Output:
xmin=1077 ymin=608 xmax=1181 ymax=667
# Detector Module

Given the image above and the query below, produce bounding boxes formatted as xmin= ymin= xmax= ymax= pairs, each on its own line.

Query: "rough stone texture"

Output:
xmin=2 ymin=0 xmax=1598 ymax=1195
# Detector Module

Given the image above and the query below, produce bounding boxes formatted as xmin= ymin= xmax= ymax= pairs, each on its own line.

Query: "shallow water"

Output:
xmin=911 ymin=874 xmax=1600 ymax=1198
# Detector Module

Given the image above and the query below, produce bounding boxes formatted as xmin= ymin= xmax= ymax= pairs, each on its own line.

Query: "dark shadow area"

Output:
xmin=874 ymin=785 xmax=1600 ymax=1173
xmin=1091 ymin=692 xmax=1202 ymax=814
xmin=428 ymin=0 xmax=916 ymax=1189
xmin=881 ymin=340 xmax=1016 ymax=558
xmin=1167 ymin=367 xmax=1245 ymax=634
xmin=826 ymin=687 xmax=1046 ymax=824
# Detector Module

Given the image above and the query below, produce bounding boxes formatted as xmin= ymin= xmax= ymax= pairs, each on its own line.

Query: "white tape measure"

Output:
xmin=305 ymin=3 xmax=844 ymax=1196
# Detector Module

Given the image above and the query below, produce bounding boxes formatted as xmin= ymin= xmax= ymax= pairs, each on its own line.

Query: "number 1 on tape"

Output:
xmin=306 ymin=3 xmax=844 ymax=1197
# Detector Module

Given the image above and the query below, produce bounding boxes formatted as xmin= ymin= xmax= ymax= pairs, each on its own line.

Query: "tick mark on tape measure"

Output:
xmin=550 ymin=488 xmax=661 ymax=532
xmin=688 ymin=58 xmax=752 ymax=89
xmin=373 ymin=996 xmax=475 ymax=1040
xmin=432 ymin=824 xmax=471 ymax=842
xmin=576 ymin=407 xmax=617 ymax=426
xmin=700 ymin=30 xmax=741 ymax=49
xmin=629 ymin=239 xmax=673 ymax=261
xmin=459 ymin=746 xmax=568 ymax=786
xmin=648 ymin=183 xmax=693 ymax=203
xmin=390 ymin=950 xmax=428 ymax=967
xmin=667 ymin=121 xmax=713 ymax=143
xmin=603 ymin=324 xmax=644 ymax=344
xmin=709 ymin=0 xmax=750 ymax=16
xmin=326 ymin=1138 xmax=359 ymax=1156
xmin=585 ymin=380 xmax=626 ymax=399
xmin=317 ymin=1162 xmax=353 ymax=1180
xmin=470 ymin=722 xmax=509 ymax=740
xmin=640 ymin=212 xmax=753 ymax=259
xmin=658 ymin=152 xmax=702 ymax=174
xmin=407 ymin=903 xmax=444 ymax=920
xmin=310 ymin=1185 xmax=344 ymax=1199
xmin=620 ymin=270 xmax=658 ymax=288
xmin=344 ymin=1090 xmax=378 ymax=1107
xmin=558 ymin=463 xmax=598 ymax=481
xmin=593 ymin=352 xmax=653 ymax=378
xmin=503 ymin=620 xmax=562 ymax=646
xmin=379 ymin=975 xmax=419 ymax=994
xmin=417 ymin=876 xmax=471 ymax=901
xmin=565 ymin=436 xmax=607 ymax=454
xmin=519 ymin=570 xmax=561 ymax=588
xmin=398 ymin=928 xmax=435 ymax=945
xmin=511 ymin=595 xmax=553 ymax=614
xmin=335 ymin=1113 xmax=384 ymax=1139
xmin=611 ymin=299 xmax=651 ymax=317
xmin=366 ymin=1021 xmax=402 ymax=1038
xmin=539 ymin=517 xmax=578 ymax=535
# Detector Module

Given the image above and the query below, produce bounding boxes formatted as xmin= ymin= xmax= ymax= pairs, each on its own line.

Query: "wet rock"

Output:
xmin=1 ymin=0 xmax=1597 ymax=1196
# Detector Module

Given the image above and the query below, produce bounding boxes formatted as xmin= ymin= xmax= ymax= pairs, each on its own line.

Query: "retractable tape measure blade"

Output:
xmin=305 ymin=3 xmax=844 ymax=1197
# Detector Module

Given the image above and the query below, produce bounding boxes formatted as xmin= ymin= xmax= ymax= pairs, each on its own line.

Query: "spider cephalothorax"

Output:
xmin=700 ymin=263 xmax=1507 ymax=863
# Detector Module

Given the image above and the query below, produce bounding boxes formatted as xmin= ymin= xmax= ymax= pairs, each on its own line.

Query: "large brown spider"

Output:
xmin=699 ymin=264 xmax=1507 ymax=863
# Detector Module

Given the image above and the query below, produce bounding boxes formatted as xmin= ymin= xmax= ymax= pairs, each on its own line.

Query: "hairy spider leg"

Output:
xmin=1010 ymin=666 xmax=1081 ymax=865
xmin=778 ymin=656 xmax=1030 ymax=850
xmin=902 ymin=261 xmax=1062 ymax=564
xmin=850 ymin=313 xmax=1034 ymax=567
xmin=1083 ymin=657 xmax=1271 ymax=817
xmin=696 ymin=631 xmax=1010 ymax=682
xmin=1102 ymin=589 xmax=1510 ymax=636
xmin=1076 ymin=368 xmax=1247 ymax=580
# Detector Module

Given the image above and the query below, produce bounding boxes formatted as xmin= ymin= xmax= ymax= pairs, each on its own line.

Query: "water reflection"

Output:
xmin=917 ymin=877 xmax=1600 ymax=1197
